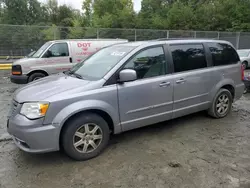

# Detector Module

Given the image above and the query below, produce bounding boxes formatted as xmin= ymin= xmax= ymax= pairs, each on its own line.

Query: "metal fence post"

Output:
xmin=217 ymin=32 xmax=220 ymax=39
xmin=97 ymin=28 xmax=99 ymax=39
xmin=53 ymin=26 xmax=56 ymax=40
xmin=167 ymin=30 xmax=169 ymax=39
xmin=134 ymin=29 xmax=137 ymax=41
xmin=236 ymin=32 xmax=240 ymax=49
xmin=194 ymin=31 xmax=197 ymax=38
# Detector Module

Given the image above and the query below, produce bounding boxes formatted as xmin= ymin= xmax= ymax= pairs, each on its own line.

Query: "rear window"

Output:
xmin=170 ymin=44 xmax=207 ymax=73
xmin=207 ymin=43 xmax=240 ymax=66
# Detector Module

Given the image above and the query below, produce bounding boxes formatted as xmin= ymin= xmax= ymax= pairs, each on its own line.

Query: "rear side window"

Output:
xmin=207 ymin=43 xmax=240 ymax=66
xmin=170 ymin=44 xmax=207 ymax=73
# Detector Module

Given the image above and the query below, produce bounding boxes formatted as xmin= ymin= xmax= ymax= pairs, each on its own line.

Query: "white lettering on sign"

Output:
xmin=111 ymin=51 xmax=126 ymax=56
xmin=77 ymin=43 xmax=91 ymax=48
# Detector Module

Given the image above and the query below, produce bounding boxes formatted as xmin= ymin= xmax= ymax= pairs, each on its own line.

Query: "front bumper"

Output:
xmin=7 ymin=114 xmax=60 ymax=153
xmin=10 ymin=74 xmax=28 ymax=84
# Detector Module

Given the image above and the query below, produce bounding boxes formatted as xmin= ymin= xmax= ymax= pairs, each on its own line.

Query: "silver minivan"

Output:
xmin=7 ymin=39 xmax=245 ymax=160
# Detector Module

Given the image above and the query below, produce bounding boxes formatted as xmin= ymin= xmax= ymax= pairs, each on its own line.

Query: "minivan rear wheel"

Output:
xmin=208 ymin=89 xmax=233 ymax=118
xmin=28 ymin=72 xmax=46 ymax=82
xmin=61 ymin=113 xmax=110 ymax=161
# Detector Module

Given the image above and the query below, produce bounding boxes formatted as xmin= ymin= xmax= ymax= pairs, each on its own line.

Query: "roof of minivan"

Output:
xmin=114 ymin=39 xmax=232 ymax=48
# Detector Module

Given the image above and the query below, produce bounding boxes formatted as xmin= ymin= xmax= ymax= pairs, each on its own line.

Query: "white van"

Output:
xmin=11 ymin=39 xmax=128 ymax=84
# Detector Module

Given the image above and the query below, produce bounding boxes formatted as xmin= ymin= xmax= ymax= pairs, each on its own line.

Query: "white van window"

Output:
xmin=32 ymin=42 xmax=52 ymax=58
xmin=43 ymin=43 xmax=69 ymax=58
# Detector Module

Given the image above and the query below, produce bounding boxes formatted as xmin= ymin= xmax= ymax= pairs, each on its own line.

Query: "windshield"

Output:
xmin=70 ymin=45 xmax=135 ymax=80
xmin=32 ymin=42 xmax=52 ymax=58
xmin=26 ymin=51 xmax=36 ymax=58
xmin=237 ymin=50 xmax=250 ymax=57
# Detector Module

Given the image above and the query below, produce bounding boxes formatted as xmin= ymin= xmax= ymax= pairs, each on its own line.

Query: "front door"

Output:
xmin=42 ymin=42 xmax=72 ymax=74
xmin=169 ymin=43 xmax=212 ymax=118
xmin=118 ymin=46 xmax=174 ymax=131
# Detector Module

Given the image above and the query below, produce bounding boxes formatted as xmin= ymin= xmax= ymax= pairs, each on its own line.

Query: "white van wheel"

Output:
xmin=28 ymin=72 xmax=46 ymax=82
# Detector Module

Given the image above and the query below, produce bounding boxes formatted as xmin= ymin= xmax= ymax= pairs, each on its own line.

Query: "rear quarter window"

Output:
xmin=207 ymin=43 xmax=240 ymax=66
xmin=170 ymin=43 xmax=207 ymax=73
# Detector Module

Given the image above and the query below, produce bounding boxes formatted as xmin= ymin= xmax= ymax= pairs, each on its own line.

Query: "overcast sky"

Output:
xmin=38 ymin=0 xmax=142 ymax=12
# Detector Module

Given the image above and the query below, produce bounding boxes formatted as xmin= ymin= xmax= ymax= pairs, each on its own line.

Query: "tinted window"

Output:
xmin=45 ymin=43 xmax=69 ymax=57
xmin=123 ymin=47 xmax=166 ymax=79
xmin=208 ymin=43 xmax=240 ymax=66
xmin=170 ymin=44 xmax=207 ymax=73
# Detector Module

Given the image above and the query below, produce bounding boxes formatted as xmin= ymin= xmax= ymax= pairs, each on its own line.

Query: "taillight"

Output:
xmin=241 ymin=64 xmax=245 ymax=81
xmin=12 ymin=65 xmax=22 ymax=75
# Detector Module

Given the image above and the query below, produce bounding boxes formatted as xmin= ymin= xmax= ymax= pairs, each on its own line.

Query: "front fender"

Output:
xmin=52 ymin=100 xmax=121 ymax=140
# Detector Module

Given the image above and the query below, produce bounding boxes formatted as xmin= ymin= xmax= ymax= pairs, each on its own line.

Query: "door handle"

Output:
xmin=176 ymin=78 xmax=186 ymax=84
xmin=159 ymin=82 xmax=171 ymax=87
xmin=69 ymin=57 xmax=72 ymax=63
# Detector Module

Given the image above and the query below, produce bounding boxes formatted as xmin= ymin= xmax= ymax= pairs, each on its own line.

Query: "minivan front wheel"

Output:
xmin=62 ymin=113 xmax=110 ymax=161
xmin=208 ymin=89 xmax=233 ymax=118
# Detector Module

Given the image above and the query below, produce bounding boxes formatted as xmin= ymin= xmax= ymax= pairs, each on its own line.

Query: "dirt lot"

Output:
xmin=1 ymin=70 xmax=250 ymax=188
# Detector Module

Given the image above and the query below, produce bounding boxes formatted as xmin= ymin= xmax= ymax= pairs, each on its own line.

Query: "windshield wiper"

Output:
xmin=72 ymin=72 xmax=83 ymax=79
xmin=64 ymin=70 xmax=84 ymax=79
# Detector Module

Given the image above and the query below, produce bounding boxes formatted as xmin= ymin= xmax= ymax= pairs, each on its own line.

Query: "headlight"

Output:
xmin=20 ymin=102 xmax=49 ymax=119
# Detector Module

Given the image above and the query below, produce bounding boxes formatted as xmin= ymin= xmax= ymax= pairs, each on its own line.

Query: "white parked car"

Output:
xmin=237 ymin=49 xmax=250 ymax=69
xmin=11 ymin=39 xmax=128 ymax=84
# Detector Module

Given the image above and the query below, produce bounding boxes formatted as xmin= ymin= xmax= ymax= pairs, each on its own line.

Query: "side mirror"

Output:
xmin=119 ymin=69 xmax=137 ymax=83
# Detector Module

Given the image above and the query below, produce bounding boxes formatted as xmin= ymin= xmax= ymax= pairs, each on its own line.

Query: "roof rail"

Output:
xmin=153 ymin=37 xmax=218 ymax=41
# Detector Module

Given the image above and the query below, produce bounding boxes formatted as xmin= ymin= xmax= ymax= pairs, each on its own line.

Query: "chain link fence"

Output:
xmin=0 ymin=24 xmax=249 ymax=57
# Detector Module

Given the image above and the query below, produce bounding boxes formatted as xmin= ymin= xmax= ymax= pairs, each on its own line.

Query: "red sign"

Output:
xmin=77 ymin=42 xmax=91 ymax=48
xmin=76 ymin=52 xmax=94 ymax=56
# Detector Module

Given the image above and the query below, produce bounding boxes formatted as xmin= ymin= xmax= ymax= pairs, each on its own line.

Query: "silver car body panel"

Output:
xmin=8 ymin=39 xmax=245 ymax=153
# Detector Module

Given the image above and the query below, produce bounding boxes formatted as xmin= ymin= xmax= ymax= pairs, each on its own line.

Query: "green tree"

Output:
xmin=92 ymin=0 xmax=136 ymax=28
xmin=82 ymin=0 xmax=93 ymax=27
xmin=1 ymin=0 xmax=48 ymax=25
xmin=166 ymin=1 xmax=195 ymax=30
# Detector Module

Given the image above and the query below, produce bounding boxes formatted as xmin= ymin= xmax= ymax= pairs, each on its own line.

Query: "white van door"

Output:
xmin=42 ymin=42 xmax=72 ymax=74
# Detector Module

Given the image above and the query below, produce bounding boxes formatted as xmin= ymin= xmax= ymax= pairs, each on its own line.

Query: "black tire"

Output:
xmin=61 ymin=113 xmax=110 ymax=161
xmin=28 ymin=72 xmax=46 ymax=82
xmin=208 ymin=89 xmax=233 ymax=118
xmin=242 ymin=61 xmax=248 ymax=70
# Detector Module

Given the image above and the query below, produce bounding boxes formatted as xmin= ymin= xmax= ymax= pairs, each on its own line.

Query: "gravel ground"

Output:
xmin=1 ymin=70 xmax=250 ymax=188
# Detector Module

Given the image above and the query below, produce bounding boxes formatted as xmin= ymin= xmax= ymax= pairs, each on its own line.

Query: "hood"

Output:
xmin=14 ymin=73 xmax=92 ymax=103
xmin=13 ymin=58 xmax=38 ymax=65
xmin=240 ymin=57 xmax=249 ymax=62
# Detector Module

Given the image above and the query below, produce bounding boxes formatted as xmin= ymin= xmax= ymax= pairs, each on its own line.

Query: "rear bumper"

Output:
xmin=10 ymin=75 xmax=28 ymax=84
xmin=235 ymin=83 xmax=245 ymax=101
xmin=7 ymin=114 xmax=60 ymax=153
